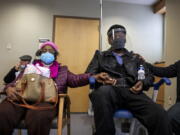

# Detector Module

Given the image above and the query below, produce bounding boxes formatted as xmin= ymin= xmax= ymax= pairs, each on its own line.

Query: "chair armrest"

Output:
xmin=58 ymin=94 xmax=71 ymax=105
xmin=152 ymin=77 xmax=171 ymax=102
xmin=153 ymin=77 xmax=171 ymax=90
xmin=58 ymin=94 xmax=68 ymax=97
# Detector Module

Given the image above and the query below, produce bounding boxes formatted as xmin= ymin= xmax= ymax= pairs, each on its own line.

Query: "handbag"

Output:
xmin=9 ymin=73 xmax=58 ymax=110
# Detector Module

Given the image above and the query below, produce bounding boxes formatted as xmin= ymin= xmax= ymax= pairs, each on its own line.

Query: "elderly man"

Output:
xmin=3 ymin=55 xmax=32 ymax=84
xmin=86 ymin=24 xmax=173 ymax=135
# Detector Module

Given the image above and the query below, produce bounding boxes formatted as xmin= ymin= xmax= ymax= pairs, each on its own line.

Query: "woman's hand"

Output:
xmin=6 ymin=87 xmax=19 ymax=100
xmin=93 ymin=72 xmax=109 ymax=83
xmin=93 ymin=72 xmax=117 ymax=85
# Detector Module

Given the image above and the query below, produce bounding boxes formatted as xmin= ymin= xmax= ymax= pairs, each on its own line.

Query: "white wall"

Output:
xmin=0 ymin=0 xmax=100 ymax=85
xmin=164 ymin=0 xmax=180 ymax=109
xmin=102 ymin=1 xmax=164 ymax=63
xmin=0 ymin=0 xmax=163 ymax=85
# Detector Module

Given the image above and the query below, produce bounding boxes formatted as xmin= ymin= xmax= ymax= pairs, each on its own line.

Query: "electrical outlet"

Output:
xmin=6 ymin=43 xmax=12 ymax=50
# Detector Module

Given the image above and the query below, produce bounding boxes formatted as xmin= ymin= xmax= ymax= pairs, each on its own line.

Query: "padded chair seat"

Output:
xmin=114 ymin=110 xmax=133 ymax=119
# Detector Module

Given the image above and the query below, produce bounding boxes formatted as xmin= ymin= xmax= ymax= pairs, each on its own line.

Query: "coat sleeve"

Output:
xmin=141 ymin=62 xmax=155 ymax=90
xmin=3 ymin=67 xmax=18 ymax=84
xmin=146 ymin=61 xmax=178 ymax=78
xmin=67 ymin=70 xmax=91 ymax=88
xmin=85 ymin=50 xmax=101 ymax=74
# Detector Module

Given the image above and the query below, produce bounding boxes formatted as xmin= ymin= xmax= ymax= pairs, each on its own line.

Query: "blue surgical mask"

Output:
xmin=20 ymin=65 xmax=26 ymax=69
xmin=111 ymin=38 xmax=126 ymax=50
xmin=19 ymin=65 xmax=26 ymax=71
xmin=40 ymin=52 xmax=55 ymax=65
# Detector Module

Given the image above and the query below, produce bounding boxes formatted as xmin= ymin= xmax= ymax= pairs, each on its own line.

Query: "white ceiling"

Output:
xmin=104 ymin=0 xmax=158 ymax=5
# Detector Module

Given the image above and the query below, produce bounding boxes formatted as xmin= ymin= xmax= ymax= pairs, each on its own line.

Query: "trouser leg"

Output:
xmin=0 ymin=100 xmax=25 ymax=135
xmin=116 ymin=87 xmax=173 ymax=135
xmin=89 ymin=85 xmax=121 ymax=135
xmin=25 ymin=102 xmax=57 ymax=135
xmin=168 ymin=102 xmax=180 ymax=135
xmin=90 ymin=85 xmax=173 ymax=135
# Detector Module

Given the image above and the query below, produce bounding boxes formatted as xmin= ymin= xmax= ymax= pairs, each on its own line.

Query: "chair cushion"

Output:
xmin=114 ymin=109 xmax=133 ymax=119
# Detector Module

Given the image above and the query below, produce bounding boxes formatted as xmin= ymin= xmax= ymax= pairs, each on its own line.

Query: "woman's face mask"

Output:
xmin=40 ymin=52 xmax=55 ymax=65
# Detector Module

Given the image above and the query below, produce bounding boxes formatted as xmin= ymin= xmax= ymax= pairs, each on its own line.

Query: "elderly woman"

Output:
xmin=0 ymin=41 xmax=105 ymax=135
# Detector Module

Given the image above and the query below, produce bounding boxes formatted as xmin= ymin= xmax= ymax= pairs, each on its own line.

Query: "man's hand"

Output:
xmin=15 ymin=63 xmax=20 ymax=70
xmin=103 ymin=78 xmax=117 ymax=85
xmin=130 ymin=81 xmax=143 ymax=94
xmin=93 ymin=72 xmax=117 ymax=85
xmin=6 ymin=87 xmax=19 ymax=100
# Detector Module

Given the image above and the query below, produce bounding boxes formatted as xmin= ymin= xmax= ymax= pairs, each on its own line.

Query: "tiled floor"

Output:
xmin=13 ymin=113 xmax=94 ymax=135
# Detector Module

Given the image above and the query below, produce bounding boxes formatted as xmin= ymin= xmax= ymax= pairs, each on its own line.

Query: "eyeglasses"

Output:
xmin=41 ymin=48 xmax=56 ymax=54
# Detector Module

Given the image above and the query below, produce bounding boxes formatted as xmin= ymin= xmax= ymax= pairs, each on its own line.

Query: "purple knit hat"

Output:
xmin=40 ymin=41 xmax=58 ymax=52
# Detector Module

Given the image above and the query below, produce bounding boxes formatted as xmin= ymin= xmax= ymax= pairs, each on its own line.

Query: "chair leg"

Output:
xmin=57 ymin=98 xmax=64 ymax=135
xmin=18 ymin=129 xmax=22 ymax=135
xmin=67 ymin=119 xmax=70 ymax=135
xmin=67 ymin=105 xmax=70 ymax=135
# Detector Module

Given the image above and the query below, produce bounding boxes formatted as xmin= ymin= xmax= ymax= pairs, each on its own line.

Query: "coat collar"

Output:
xmin=104 ymin=48 xmax=132 ymax=57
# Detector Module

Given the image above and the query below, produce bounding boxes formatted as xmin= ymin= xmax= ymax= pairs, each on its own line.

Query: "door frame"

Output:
xmin=52 ymin=15 xmax=100 ymax=49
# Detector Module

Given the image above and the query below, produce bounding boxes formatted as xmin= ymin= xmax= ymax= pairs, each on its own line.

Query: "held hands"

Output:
xmin=130 ymin=81 xmax=143 ymax=94
xmin=93 ymin=72 xmax=144 ymax=93
xmin=93 ymin=72 xmax=117 ymax=85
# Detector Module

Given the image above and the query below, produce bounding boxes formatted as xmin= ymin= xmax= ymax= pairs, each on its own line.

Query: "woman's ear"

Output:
xmin=35 ymin=49 xmax=42 ymax=56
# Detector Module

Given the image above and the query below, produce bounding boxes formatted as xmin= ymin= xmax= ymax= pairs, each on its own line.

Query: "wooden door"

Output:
xmin=54 ymin=17 xmax=99 ymax=112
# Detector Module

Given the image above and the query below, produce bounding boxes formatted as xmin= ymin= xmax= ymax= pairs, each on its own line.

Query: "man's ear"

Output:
xmin=108 ymin=37 xmax=112 ymax=45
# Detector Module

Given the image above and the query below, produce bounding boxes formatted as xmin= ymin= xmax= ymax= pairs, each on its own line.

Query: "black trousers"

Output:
xmin=89 ymin=85 xmax=173 ymax=135
xmin=0 ymin=100 xmax=57 ymax=135
xmin=168 ymin=102 xmax=180 ymax=135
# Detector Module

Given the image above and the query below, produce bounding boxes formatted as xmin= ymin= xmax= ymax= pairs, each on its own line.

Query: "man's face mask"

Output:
xmin=20 ymin=65 xmax=26 ymax=69
xmin=19 ymin=65 xmax=26 ymax=71
xmin=112 ymin=38 xmax=126 ymax=50
xmin=108 ymin=28 xmax=126 ymax=50
xmin=19 ymin=61 xmax=29 ymax=70
xmin=40 ymin=52 xmax=55 ymax=65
